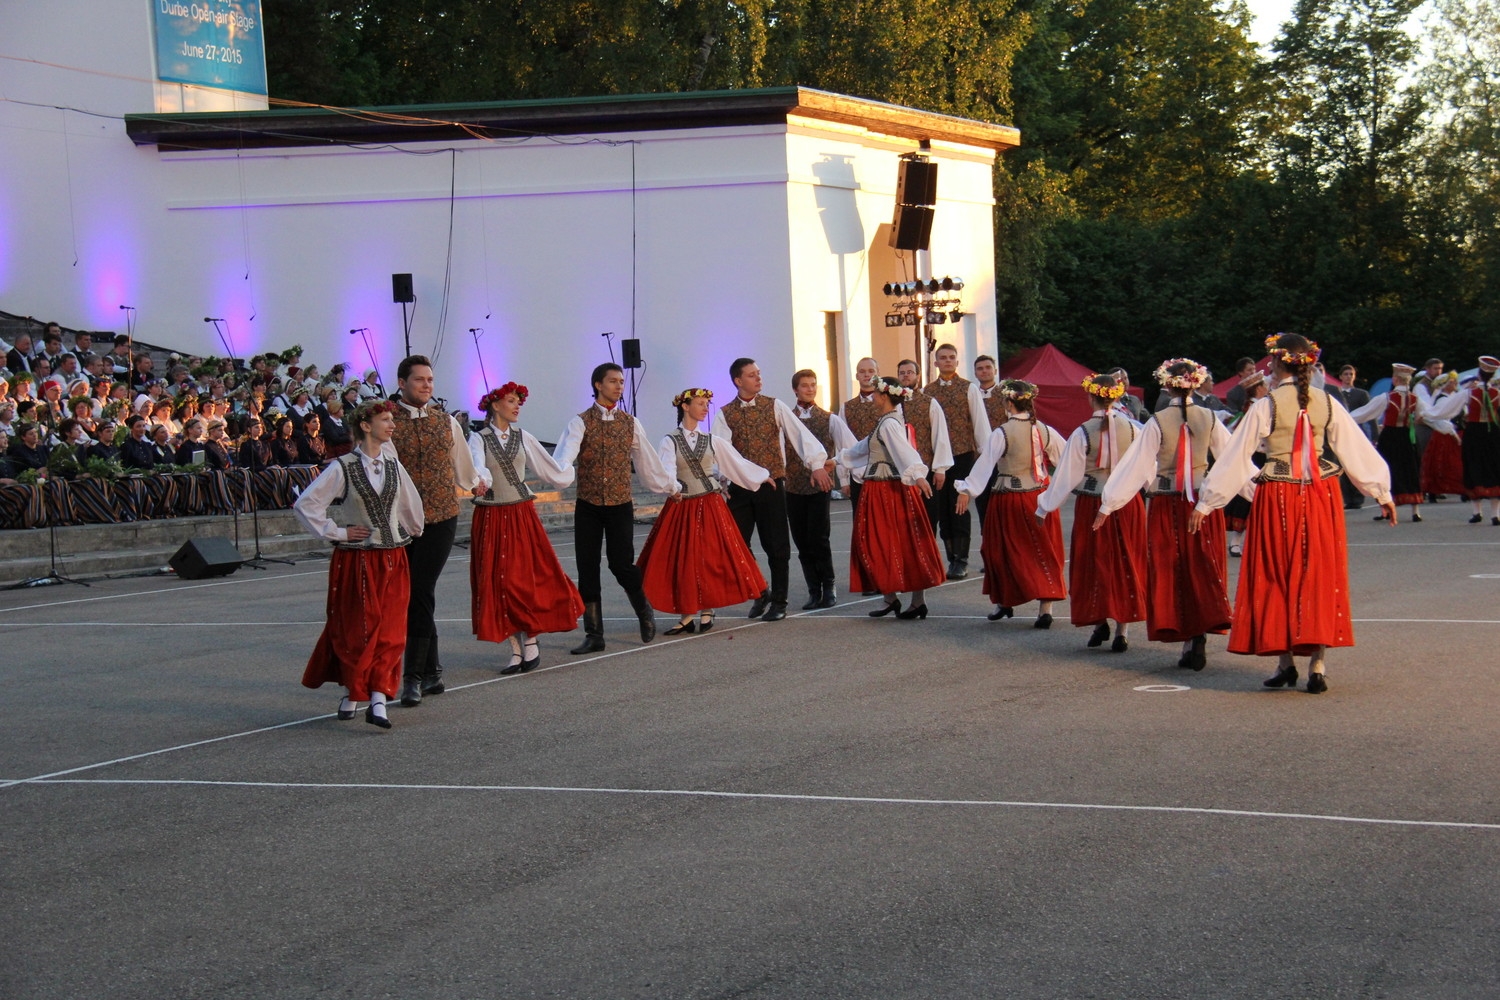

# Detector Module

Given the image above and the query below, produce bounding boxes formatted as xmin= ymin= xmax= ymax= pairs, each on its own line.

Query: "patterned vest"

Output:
xmin=843 ymin=394 xmax=880 ymax=441
xmin=1465 ymin=384 xmax=1500 ymax=425
xmin=389 ymin=404 xmax=459 ymax=523
xmin=721 ymin=394 xmax=786 ymax=479
xmin=994 ymin=419 xmax=1052 ymax=493
xmin=980 ymin=388 xmax=1007 ymax=430
xmin=1150 ymin=403 xmax=1215 ymax=494
xmin=474 ymin=426 xmax=534 ymax=506
xmin=926 ymin=376 xmax=979 ymax=455
xmin=1260 ymin=383 xmax=1341 ymax=482
xmin=785 ymin=405 xmax=833 ymax=495
xmin=1074 ymin=412 xmax=1136 ymax=496
xmin=575 ymin=407 xmax=635 ymax=506
xmin=1383 ymin=389 xmax=1419 ymax=428
xmin=669 ymin=429 xmax=720 ymax=497
xmin=903 ymin=389 xmax=935 ymax=468
xmin=336 ymin=452 xmax=411 ymax=549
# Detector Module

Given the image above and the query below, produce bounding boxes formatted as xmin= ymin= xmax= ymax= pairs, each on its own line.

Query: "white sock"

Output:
xmin=524 ymin=636 xmax=539 ymax=657
xmin=339 ymin=695 xmax=357 ymax=714
xmin=369 ymin=691 xmax=388 ymax=720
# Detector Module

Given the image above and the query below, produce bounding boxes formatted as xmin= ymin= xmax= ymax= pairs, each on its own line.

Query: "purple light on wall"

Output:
xmin=0 ymin=189 xmax=11 ymax=293
xmin=82 ymin=234 xmax=139 ymax=331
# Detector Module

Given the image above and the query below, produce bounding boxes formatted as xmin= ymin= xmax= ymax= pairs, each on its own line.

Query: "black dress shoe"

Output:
xmin=364 ymin=705 xmax=392 ymax=729
xmin=896 ymin=603 xmax=928 ymax=620
xmin=1493 ymin=517 xmax=1500 ymax=527
xmin=761 ymin=602 xmax=788 ymax=622
xmin=1033 ymin=613 xmax=1053 ymax=629
xmin=815 ymin=586 xmax=838 ymax=609
xmin=748 ymin=590 xmax=771 ymax=618
xmin=1110 ymin=635 xmax=1129 ymax=653
xmin=421 ymin=678 xmax=445 ymax=696
xmin=801 ymin=594 xmax=821 ymax=611
xmin=1181 ymin=635 xmax=1207 ymax=671
xmin=1411 ymin=512 xmax=1423 ymax=522
xmin=946 ymin=561 xmax=968 ymax=580
xmin=664 ymin=620 xmax=698 ymax=636
xmin=337 ymin=699 xmax=356 ymax=721
xmin=519 ymin=649 xmax=542 ymax=672
xmin=869 ymin=599 xmax=901 ymax=618
xmin=1470 ymin=513 xmax=1484 ymax=524
xmin=987 ymin=606 xmax=1014 ymax=621
xmin=1087 ymin=623 xmax=1111 ymax=648
xmin=1263 ymin=664 xmax=1298 ymax=688
xmin=698 ymin=610 xmax=715 ymax=633
xmin=1306 ymin=672 xmax=1328 ymax=694
xmin=861 ymin=589 xmax=880 ymax=597
xmin=399 ymin=677 xmax=423 ymax=707
xmin=499 ymin=659 xmax=525 ymax=676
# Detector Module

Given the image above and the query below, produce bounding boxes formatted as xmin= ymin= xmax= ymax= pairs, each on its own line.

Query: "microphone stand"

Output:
xmin=207 ymin=318 xmax=235 ymax=360
xmin=350 ymin=327 xmax=384 ymax=400
xmin=469 ymin=328 xmax=490 ymax=390
xmin=6 ymin=510 xmax=89 ymax=589
xmin=241 ymin=454 xmax=295 ymax=569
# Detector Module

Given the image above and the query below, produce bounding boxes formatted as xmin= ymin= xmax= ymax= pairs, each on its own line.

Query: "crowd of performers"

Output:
xmin=294 ymin=338 xmax=1500 ymax=727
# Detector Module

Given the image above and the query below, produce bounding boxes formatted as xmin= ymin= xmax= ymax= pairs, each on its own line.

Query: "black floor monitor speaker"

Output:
xmin=392 ymin=273 xmax=414 ymax=304
xmin=889 ymin=204 xmax=934 ymax=252
xmin=621 ymin=338 xmax=642 ymax=369
xmin=170 ymin=537 xmax=245 ymax=580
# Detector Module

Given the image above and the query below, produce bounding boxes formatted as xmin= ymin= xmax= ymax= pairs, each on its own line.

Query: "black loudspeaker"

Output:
xmin=392 ymin=273 xmax=414 ymax=304
xmin=621 ymin=338 xmax=642 ymax=369
xmin=169 ymin=537 xmax=244 ymax=580
xmin=888 ymin=205 xmax=934 ymax=252
xmin=895 ymin=158 xmax=939 ymax=207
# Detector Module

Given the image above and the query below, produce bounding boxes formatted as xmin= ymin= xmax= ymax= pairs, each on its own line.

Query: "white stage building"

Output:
xmin=1 ymin=1 xmax=1019 ymax=433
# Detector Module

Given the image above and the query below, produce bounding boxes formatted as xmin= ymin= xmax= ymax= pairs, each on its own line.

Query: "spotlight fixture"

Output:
xmin=949 ymin=309 xmax=965 ymax=323
xmin=925 ymin=310 xmax=946 ymax=325
xmin=905 ymin=313 xmax=918 ymax=326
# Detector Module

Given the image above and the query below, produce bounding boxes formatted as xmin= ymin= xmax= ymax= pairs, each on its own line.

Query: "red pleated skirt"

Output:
xmin=1145 ymin=494 xmax=1231 ymax=642
xmin=849 ymin=479 xmax=946 ymax=595
xmin=1229 ymin=477 xmax=1353 ymax=656
xmin=302 ymin=546 xmax=410 ymax=700
xmin=1069 ymin=493 xmax=1147 ymax=626
xmin=1420 ymin=430 xmax=1465 ymax=496
xmin=979 ymin=490 xmax=1067 ymax=607
xmin=471 ymin=500 xmax=585 ymax=642
xmin=637 ymin=491 xmax=768 ymax=614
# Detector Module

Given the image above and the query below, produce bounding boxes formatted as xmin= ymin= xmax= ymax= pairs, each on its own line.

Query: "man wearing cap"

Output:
xmin=1348 ymin=363 xmax=1426 ymax=522
xmin=1425 ymin=356 xmax=1500 ymax=524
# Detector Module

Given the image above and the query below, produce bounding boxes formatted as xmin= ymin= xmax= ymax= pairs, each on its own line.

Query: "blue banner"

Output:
xmin=153 ymin=1 xmax=267 ymax=96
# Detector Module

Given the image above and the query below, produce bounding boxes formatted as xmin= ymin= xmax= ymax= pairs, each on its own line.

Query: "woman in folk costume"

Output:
xmin=1347 ymin=363 xmax=1427 ymax=522
xmin=954 ymin=379 xmax=1067 ymax=628
xmin=468 ymin=382 xmax=585 ymax=675
xmin=1036 ymin=374 xmax=1146 ymax=651
xmin=1223 ymin=369 xmax=1269 ymax=557
xmin=1191 ymin=334 xmax=1395 ymax=694
xmin=636 ymin=388 xmax=769 ymax=634
xmin=841 ymin=376 xmax=946 ymax=620
xmin=1417 ymin=370 xmax=1465 ymax=501
xmin=1097 ymin=358 xmax=1232 ymax=671
xmin=294 ymin=400 xmax=425 ymax=729
xmin=1425 ymin=356 xmax=1500 ymax=524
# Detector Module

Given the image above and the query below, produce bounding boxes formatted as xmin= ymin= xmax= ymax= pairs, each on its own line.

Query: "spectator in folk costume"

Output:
xmin=296 ymin=400 xmax=425 ymax=727
xmin=840 ymin=377 xmax=945 ymax=619
xmin=1347 ymin=363 xmax=1426 ymax=523
xmin=1191 ymin=334 xmax=1395 ymax=694
xmin=1425 ymin=357 xmax=1500 ymax=524
xmin=1036 ymin=374 xmax=1146 ymax=652
xmin=1416 ymin=370 xmax=1464 ymax=502
xmin=955 ymin=379 xmax=1067 ymax=628
xmin=784 ymin=369 xmax=856 ymax=610
xmin=925 ymin=343 xmax=991 ymax=580
xmin=467 ymin=382 xmax=584 ymax=674
xmin=637 ymin=387 xmax=769 ymax=635
xmin=1097 ymin=358 xmax=1233 ymax=671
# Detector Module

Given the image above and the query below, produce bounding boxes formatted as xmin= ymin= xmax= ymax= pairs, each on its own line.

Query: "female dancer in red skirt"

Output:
xmin=1192 ymin=334 xmax=1394 ymax=693
xmin=637 ymin=387 xmax=768 ymax=634
xmin=1348 ymin=363 xmax=1426 ymax=522
xmin=1036 ymin=373 xmax=1145 ymax=650
xmin=1418 ymin=371 xmax=1465 ymax=501
xmin=468 ymin=382 xmax=585 ymax=674
xmin=840 ymin=377 xmax=945 ymax=619
xmin=1427 ymin=357 xmax=1500 ymax=524
xmin=1097 ymin=358 xmax=1232 ymax=670
xmin=955 ymin=379 xmax=1066 ymax=628
xmin=295 ymin=400 xmax=424 ymax=728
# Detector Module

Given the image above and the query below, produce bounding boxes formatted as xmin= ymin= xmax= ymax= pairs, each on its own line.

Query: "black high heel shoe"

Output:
xmin=1034 ymin=613 xmax=1053 ymax=629
xmin=987 ymin=606 xmax=1014 ymax=621
xmin=1087 ymin=623 xmax=1110 ymax=647
xmin=1263 ymin=663 xmax=1298 ymax=688
xmin=896 ymin=603 xmax=928 ymax=620
xmin=1305 ymin=672 xmax=1328 ymax=694
xmin=1110 ymin=635 xmax=1129 ymax=653
xmin=869 ymin=599 xmax=902 ymax=618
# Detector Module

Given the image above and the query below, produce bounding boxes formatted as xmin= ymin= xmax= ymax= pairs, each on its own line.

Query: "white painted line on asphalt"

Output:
xmin=0 ymin=568 xmax=329 ymax=613
xmin=22 ymin=778 xmax=1500 ymax=832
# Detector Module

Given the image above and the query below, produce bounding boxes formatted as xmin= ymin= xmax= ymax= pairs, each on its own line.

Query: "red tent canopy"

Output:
xmin=999 ymin=344 xmax=1144 ymax=436
xmin=1211 ymin=356 xmax=1273 ymax=400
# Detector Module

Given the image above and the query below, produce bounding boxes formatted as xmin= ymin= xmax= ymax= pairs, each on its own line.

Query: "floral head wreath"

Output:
xmin=999 ymin=379 xmax=1039 ymax=401
xmin=1153 ymin=358 xmax=1209 ymax=390
xmin=1080 ymin=373 xmax=1125 ymax=401
xmin=350 ymin=399 xmax=399 ymax=427
xmin=479 ymin=381 xmax=529 ymax=412
xmin=875 ymin=377 xmax=913 ymax=402
xmin=672 ymin=387 xmax=713 ymax=407
xmin=1264 ymin=334 xmax=1321 ymax=367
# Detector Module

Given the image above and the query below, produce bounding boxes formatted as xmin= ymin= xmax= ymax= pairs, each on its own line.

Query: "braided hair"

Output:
xmin=1267 ymin=333 xmax=1320 ymax=411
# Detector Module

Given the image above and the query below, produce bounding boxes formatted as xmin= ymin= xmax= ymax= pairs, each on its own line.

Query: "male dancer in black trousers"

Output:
xmin=389 ymin=355 xmax=485 ymax=707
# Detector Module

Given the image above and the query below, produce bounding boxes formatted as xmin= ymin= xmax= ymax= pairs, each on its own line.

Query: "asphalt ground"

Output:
xmin=2 ymin=496 xmax=1498 ymax=999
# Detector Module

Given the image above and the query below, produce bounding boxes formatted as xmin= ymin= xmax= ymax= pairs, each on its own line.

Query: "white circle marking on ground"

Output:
xmin=1134 ymin=684 xmax=1191 ymax=693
